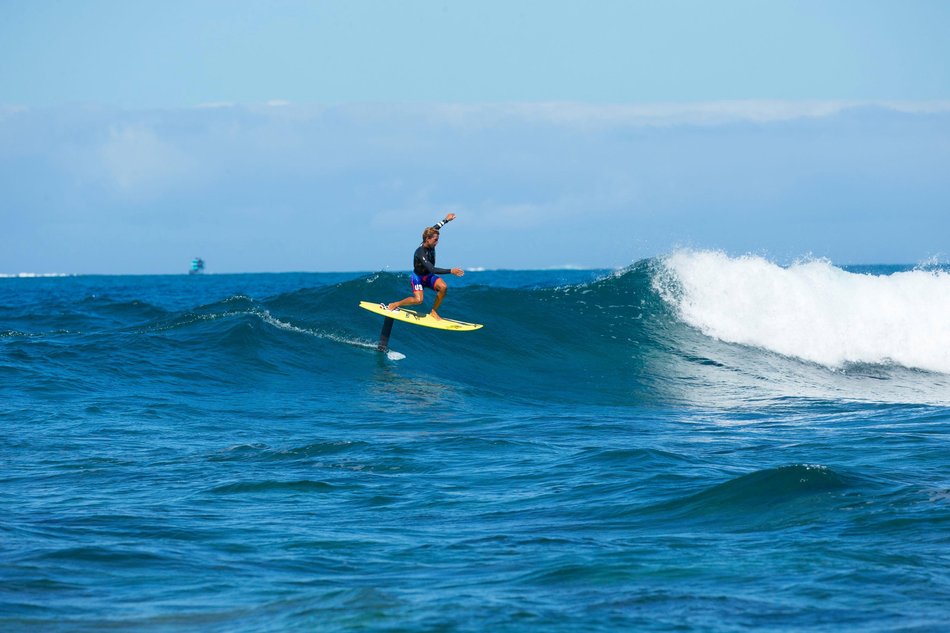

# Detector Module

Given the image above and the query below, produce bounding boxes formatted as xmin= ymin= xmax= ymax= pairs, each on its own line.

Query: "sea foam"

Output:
xmin=658 ymin=250 xmax=950 ymax=374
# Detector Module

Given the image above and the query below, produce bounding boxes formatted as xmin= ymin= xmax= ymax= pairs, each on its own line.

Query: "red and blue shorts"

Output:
xmin=411 ymin=273 xmax=441 ymax=292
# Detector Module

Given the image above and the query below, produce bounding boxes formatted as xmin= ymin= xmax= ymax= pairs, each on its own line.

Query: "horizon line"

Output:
xmin=1 ymin=262 xmax=935 ymax=279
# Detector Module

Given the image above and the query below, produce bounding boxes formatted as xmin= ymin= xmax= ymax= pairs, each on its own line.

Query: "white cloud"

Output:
xmin=0 ymin=104 xmax=28 ymax=121
xmin=194 ymin=101 xmax=237 ymax=109
xmin=97 ymin=124 xmax=197 ymax=196
xmin=346 ymin=100 xmax=950 ymax=129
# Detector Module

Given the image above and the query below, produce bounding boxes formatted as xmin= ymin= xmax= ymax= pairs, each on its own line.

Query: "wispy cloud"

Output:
xmin=400 ymin=100 xmax=950 ymax=128
xmin=96 ymin=124 xmax=198 ymax=196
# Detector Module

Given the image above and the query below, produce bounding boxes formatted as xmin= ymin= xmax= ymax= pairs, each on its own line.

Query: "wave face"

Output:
xmin=2 ymin=258 xmax=949 ymax=632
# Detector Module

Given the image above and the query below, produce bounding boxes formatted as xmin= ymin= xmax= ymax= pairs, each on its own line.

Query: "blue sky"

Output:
xmin=1 ymin=0 xmax=949 ymax=273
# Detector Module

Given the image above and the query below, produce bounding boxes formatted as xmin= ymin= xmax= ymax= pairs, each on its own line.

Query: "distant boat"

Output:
xmin=189 ymin=257 xmax=205 ymax=274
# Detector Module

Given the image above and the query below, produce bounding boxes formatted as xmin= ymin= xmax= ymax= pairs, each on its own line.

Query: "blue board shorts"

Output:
xmin=411 ymin=273 xmax=441 ymax=292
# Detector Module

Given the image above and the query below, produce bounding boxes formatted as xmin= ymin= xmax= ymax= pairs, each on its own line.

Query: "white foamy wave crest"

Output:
xmin=657 ymin=250 xmax=950 ymax=374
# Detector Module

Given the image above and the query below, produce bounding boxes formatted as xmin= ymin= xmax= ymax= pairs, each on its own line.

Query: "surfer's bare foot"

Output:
xmin=428 ymin=311 xmax=443 ymax=321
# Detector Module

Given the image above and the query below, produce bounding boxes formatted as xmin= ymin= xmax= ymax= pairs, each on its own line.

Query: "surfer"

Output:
xmin=386 ymin=213 xmax=465 ymax=320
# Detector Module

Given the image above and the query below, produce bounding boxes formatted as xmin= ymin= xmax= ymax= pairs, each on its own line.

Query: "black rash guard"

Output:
xmin=412 ymin=218 xmax=452 ymax=275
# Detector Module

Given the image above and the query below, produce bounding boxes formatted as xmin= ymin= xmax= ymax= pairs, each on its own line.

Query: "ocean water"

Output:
xmin=2 ymin=250 xmax=948 ymax=632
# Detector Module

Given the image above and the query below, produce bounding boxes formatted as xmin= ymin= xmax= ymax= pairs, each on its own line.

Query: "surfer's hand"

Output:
xmin=444 ymin=213 xmax=456 ymax=222
xmin=451 ymin=268 xmax=464 ymax=277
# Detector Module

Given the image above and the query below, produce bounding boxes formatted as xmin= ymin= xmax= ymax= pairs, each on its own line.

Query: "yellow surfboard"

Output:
xmin=358 ymin=301 xmax=483 ymax=331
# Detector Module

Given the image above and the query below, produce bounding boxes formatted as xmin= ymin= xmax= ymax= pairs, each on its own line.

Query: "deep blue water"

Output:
xmin=2 ymin=254 xmax=948 ymax=632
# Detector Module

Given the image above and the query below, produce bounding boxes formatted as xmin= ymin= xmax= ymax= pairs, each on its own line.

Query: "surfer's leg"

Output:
xmin=388 ymin=289 xmax=423 ymax=311
xmin=429 ymin=279 xmax=447 ymax=320
xmin=388 ymin=275 xmax=425 ymax=311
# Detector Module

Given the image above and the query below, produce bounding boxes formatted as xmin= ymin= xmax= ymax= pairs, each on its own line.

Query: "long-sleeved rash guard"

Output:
xmin=412 ymin=218 xmax=452 ymax=275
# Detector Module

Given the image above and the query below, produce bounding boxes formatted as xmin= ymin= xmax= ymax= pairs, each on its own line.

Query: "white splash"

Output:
xmin=657 ymin=250 xmax=950 ymax=374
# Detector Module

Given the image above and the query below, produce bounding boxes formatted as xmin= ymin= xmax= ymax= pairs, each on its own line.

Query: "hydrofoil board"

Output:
xmin=359 ymin=301 xmax=483 ymax=331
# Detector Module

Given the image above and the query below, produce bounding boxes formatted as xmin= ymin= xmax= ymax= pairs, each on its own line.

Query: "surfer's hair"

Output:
xmin=422 ymin=227 xmax=440 ymax=241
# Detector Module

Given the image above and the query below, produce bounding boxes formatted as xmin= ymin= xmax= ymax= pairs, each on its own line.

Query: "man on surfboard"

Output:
xmin=386 ymin=213 xmax=464 ymax=321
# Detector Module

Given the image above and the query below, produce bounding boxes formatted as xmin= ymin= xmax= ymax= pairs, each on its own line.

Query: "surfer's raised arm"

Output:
xmin=432 ymin=213 xmax=456 ymax=231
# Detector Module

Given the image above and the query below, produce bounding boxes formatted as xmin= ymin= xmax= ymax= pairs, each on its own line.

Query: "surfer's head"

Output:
xmin=422 ymin=227 xmax=440 ymax=245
